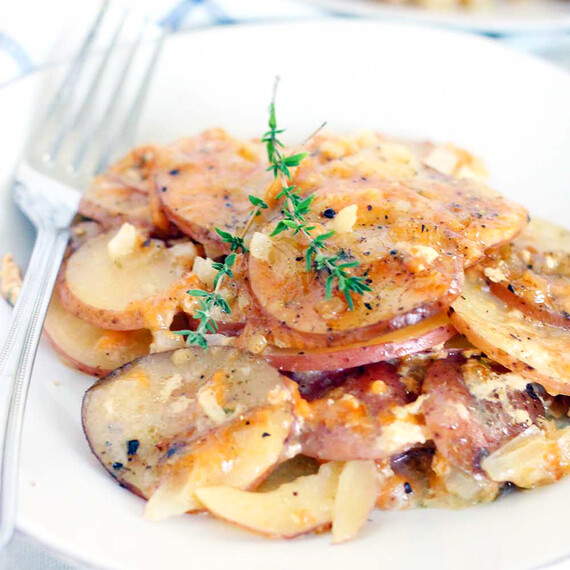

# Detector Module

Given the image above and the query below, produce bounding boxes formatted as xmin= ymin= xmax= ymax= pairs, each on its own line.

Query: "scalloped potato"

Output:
xmin=35 ymin=127 xmax=570 ymax=543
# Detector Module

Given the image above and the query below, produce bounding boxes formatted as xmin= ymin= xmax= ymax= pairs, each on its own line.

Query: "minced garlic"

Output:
xmin=197 ymin=387 xmax=228 ymax=424
xmin=250 ymin=232 xmax=272 ymax=262
xmin=192 ymin=256 xmax=218 ymax=288
xmin=399 ymin=244 xmax=440 ymax=272
xmin=168 ymin=242 xmax=198 ymax=263
xmin=332 ymin=205 xmax=358 ymax=234
xmin=150 ymin=331 xmax=185 ymax=354
xmin=107 ymin=223 xmax=140 ymax=261
xmin=376 ymin=420 xmax=427 ymax=454
xmin=171 ymin=348 xmax=192 ymax=366
xmin=483 ymin=266 xmax=507 ymax=283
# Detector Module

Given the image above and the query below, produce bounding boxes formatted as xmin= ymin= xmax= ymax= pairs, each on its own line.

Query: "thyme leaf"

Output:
xmin=263 ymin=90 xmax=371 ymax=310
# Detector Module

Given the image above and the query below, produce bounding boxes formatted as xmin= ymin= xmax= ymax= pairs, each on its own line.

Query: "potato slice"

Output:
xmin=58 ymin=227 xmax=195 ymax=330
xmin=423 ymin=353 xmax=545 ymax=474
xmin=514 ymin=218 xmax=570 ymax=252
xmin=195 ymin=462 xmax=342 ymax=538
xmin=82 ymin=347 xmax=298 ymax=501
xmin=481 ymin=219 xmax=570 ymax=329
xmin=449 ymin=272 xmax=570 ymax=395
xmin=405 ymin=176 xmax=527 ymax=265
xmin=157 ymin=129 xmax=273 ymax=251
xmin=144 ymin=405 xmax=294 ymax=519
xmin=482 ymin=424 xmax=570 ymax=488
xmin=332 ymin=460 xmax=377 ymax=543
xmin=106 ymin=145 xmax=158 ymax=194
xmin=79 ymin=175 xmax=153 ymax=231
xmin=256 ymin=455 xmax=320 ymax=492
xmin=44 ymin=293 xmax=150 ymax=376
xmin=292 ymin=131 xmax=422 ymax=191
xmin=293 ymin=131 xmax=525 ymax=266
xmin=262 ymin=314 xmax=455 ymax=371
xmin=298 ymin=362 xmax=426 ymax=461
xmin=249 ymin=185 xmax=465 ymax=339
xmin=79 ymin=145 xmax=178 ymax=236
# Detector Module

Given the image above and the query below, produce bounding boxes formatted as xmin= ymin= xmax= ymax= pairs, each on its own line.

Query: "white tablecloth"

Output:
xmin=1 ymin=0 xmax=570 ymax=568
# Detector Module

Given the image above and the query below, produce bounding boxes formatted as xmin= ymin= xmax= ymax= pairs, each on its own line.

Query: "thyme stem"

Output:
xmin=263 ymin=94 xmax=371 ymax=310
xmin=178 ymin=198 xmax=267 ymax=349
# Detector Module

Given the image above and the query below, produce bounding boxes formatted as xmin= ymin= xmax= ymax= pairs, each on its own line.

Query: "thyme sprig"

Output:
xmin=263 ymin=101 xmax=372 ymax=310
xmin=176 ymin=204 xmax=268 ymax=349
xmin=178 ymin=83 xmax=371 ymax=349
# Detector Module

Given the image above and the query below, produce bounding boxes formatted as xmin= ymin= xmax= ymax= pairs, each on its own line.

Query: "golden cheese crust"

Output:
xmin=249 ymin=184 xmax=465 ymax=339
xmin=481 ymin=219 xmax=570 ymax=329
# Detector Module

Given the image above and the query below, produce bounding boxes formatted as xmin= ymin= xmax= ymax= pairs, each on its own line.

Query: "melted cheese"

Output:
xmin=463 ymin=360 xmax=532 ymax=426
xmin=482 ymin=425 xmax=570 ymax=488
xmin=376 ymin=420 xmax=428 ymax=454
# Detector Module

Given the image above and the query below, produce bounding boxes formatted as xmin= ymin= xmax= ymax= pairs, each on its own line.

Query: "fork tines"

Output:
xmin=29 ymin=0 xmax=165 ymax=188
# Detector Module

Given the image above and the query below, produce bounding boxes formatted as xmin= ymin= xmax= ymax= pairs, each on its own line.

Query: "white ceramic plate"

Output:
xmin=306 ymin=0 xmax=570 ymax=34
xmin=2 ymin=20 xmax=570 ymax=570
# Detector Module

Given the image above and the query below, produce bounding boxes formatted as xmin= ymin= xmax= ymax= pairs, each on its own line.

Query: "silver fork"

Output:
xmin=0 ymin=1 xmax=165 ymax=548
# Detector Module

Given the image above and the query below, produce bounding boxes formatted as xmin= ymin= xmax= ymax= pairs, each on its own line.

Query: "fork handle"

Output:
xmin=0 ymin=226 xmax=70 ymax=548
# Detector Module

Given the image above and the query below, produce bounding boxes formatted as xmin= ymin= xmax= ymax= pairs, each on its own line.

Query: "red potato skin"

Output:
xmin=187 ymin=318 xmax=245 ymax=337
xmin=298 ymin=362 xmax=418 ymax=461
xmin=44 ymin=331 xmax=110 ymax=377
xmin=241 ymin=288 xmax=458 ymax=351
xmin=263 ymin=323 xmax=456 ymax=372
xmin=423 ymin=357 xmax=490 ymax=473
xmin=82 ymin=357 xmax=153 ymax=500
xmin=261 ymin=299 xmax=457 ymax=350
xmin=82 ymin=349 xmax=299 ymax=504
xmin=78 ymin=187 xmax=154 ymax=232
xmin=422 ymin=355 xmax=545 ymax=473
xmin=162 ymin=206 xmax=228 ymax=253
xmin=56 ymin=271 xmax=144 ymax=331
